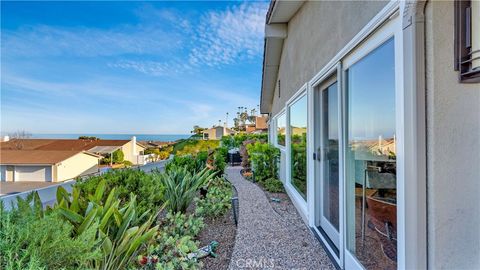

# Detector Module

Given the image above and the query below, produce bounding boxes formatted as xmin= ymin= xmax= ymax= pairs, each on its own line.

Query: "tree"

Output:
xmin=191 ymin=125 xmax=206 ymax=135
xmin=8 ymin=130 xmax=31 ymax=149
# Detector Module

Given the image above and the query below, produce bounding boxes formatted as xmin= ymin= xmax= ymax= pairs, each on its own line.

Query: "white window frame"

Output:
xmin=272 ymin=110 xmax=287 ymax=150
xmin=285 ymin=84 xmax=309 ymax=220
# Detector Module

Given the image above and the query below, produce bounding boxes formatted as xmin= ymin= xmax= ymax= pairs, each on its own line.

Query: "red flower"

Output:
xmin=138 ymin=256 xmax=148 ymax=266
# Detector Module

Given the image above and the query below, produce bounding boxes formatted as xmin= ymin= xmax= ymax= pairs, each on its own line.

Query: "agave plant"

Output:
xmin=160 ymin=167 xmax=216 ymax=213
xmin=53 ymin=180 xmax=159 ymax=270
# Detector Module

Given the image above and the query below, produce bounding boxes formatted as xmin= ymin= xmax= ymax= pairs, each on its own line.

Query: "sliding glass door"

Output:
xmin=316 ymin=80 xmax=341 ymax=251
xmin=345 ymin=37 xmax=397 ymax=269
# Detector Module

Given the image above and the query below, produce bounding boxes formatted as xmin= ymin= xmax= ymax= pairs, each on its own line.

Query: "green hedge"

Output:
xmin=246 ymin=142 xmax=280 ymax=182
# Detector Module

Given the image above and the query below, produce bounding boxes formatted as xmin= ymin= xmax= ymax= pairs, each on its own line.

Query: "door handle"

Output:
xmin=317 ymin=147 xmax=322 ymax=161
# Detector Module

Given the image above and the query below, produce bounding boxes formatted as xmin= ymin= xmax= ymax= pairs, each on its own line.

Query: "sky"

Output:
xmin=1 ymin=1 xmax=269 ymax=134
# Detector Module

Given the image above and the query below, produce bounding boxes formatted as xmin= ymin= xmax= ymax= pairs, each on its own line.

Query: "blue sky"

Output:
xmin=1 ymin=1 xmax=268 ymax=134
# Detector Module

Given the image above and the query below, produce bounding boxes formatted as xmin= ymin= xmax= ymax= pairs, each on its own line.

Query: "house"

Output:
xmin=0 ymin=137 xmax=147 ymax=182
xmin=1 ymin=136 xmax=146 ymax=165
xmin=245 ymin=115 xmax=269 ymax=133
xmin=260 ymin=1 xmax=479 ymax=270
xmin=0 ymin=150 xmax=101 ymax=182
xmin=202 ymin=126 xmax=235 ymax=140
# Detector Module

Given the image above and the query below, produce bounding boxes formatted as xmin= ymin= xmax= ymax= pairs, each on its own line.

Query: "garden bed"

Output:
xmin=198 ymin=210 xmax=237 ymax=269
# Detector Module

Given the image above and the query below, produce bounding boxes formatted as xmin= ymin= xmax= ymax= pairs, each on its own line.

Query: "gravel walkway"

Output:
xmin=226 ymin=166 xmax=335 ymax=270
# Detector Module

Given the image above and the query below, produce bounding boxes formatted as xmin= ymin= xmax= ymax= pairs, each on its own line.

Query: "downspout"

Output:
xmin=401 ymin=1 xmax=427 ymax=269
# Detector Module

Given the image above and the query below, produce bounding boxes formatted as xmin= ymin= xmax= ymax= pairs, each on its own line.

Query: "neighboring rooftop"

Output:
xmin=0 ymin=150 xmax=96 ymax=165
xmin=0 ymin=139 xmax=143 ymax=151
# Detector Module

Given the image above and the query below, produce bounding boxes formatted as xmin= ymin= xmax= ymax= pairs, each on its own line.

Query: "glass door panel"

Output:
xmin=345 ymin=37 xmax=397 ymax=270
xmin=289 ymin=95 xmax=308 ymax=200
xmin=318 ymin=81 xmax=340 ymax=249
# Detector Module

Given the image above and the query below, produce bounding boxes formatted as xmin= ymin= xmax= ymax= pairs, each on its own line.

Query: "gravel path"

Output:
xmin=226 ymin=166 xmax=335 ymax=270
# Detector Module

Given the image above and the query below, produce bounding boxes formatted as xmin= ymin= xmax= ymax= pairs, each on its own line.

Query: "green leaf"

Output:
xmin=58 ymin=207 xmax=84 ymax=224
xmin=77 ymin=208 xmax=98 ymax=235
xmin=93 ymin=179 xmax=106 ymax=202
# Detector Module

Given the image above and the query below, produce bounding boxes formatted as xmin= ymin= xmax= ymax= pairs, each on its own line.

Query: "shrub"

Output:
xmin=112 ymin=149 xmax=124 ymax=163
xmin=0 ymin=193 xmax=101 ymax=270
xmin=195 ymin=178 xmax=232 ymax=218
xmin=123 ymin=160 xmax=133 ymax=167
xmin=239 ymin=139 xmax=256 ymax=169
xmin=221 ymin=133 xmax=268 ymax=149
xmin=75 ymin=169 xmax=164 ymax=218
xmin=174 ymin=139 xmax=219 ymax=155
xmin=141 ymin=212 xmax=204 ymax=270
xmin=165 ymin=152 xmax=208 ymax=173
xmin=53 ymin=182 xmax=158 ymax=270
xmin=263 ymin=178 xmax=285 ymax=193
xmin=158 ymin=150 xmax=170 ymax=160
xmin=160 ymin=167 xmax=216 ymax=213
xmin=247 ymin=142 xmax=280 ymax=182
xmin=212 ymin=148 xmax=227 ymax=174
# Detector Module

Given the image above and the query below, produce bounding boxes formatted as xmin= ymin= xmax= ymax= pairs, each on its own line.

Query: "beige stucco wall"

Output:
xmin=425 ymin=1 xmax=480 ymax=269
xmin=121 ymin=141 xmax=134 ymax=164
xmin=270 ymin=0 xmax=388 ymax=116
xmin=121 ymin=141 xmax=145 ymax=164
xmin=55 ymin=153 xmax=98 ymax=182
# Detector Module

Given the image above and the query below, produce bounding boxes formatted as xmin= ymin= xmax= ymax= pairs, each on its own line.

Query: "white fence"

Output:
xmin=1 ymin=180 xmax=76 ymax=211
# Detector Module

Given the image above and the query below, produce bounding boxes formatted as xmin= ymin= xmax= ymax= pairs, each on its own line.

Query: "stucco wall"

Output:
xmin=270 ymin=0 xmax=388 ymax=116
xmin=122 ymin=141 xmax=135 ymax=164
xmin=425 ymin=1 xmax=480 ymax=269
xmin=55 ymin=153 xmax=98 ymax=182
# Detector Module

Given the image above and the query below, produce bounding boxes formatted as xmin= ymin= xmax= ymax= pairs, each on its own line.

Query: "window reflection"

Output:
xmin=289 ymin=95 xmax=307 ymax=199
xmin=346 ymin=38 xmax=397 ymax=270
xmin=277 ymin=113 xmax=286 ymax=146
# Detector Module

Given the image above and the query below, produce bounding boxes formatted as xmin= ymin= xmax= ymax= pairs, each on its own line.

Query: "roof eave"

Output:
xmin=260 ymin=0 xmax=304 ymax=114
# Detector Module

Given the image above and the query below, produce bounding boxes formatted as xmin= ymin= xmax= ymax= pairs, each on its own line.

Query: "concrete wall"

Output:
xmin=425 ymin=1 xmax=480 ymax=269
xmin=1 ymin=180 xmax=75 ymax=211
xmin=270 ymin=0 xmax=388 ymax=116
xmin=55 ymin=153 xmax=98 ymax=182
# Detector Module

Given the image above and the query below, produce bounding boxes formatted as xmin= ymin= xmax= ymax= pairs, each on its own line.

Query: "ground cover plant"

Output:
xmin=262 ymin=178 xmax=285 ymax=193
xmin=195 ymin=177 xmax=233 ymax=218
xmin=140 ymin=212 xmax=205 ymax=270
xmin=0 ymin=194 xmax=101 ymax=270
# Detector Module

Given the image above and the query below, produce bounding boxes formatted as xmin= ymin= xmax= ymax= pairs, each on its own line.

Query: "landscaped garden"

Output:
xmin=0 ymin=139 xmax=234 ymax=270
xmin=0 ymin=133 xmax=292 ymax=270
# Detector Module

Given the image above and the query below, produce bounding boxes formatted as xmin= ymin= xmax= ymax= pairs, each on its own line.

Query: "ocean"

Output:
xmin=28 ymin=134 xmax=191 ymax=142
